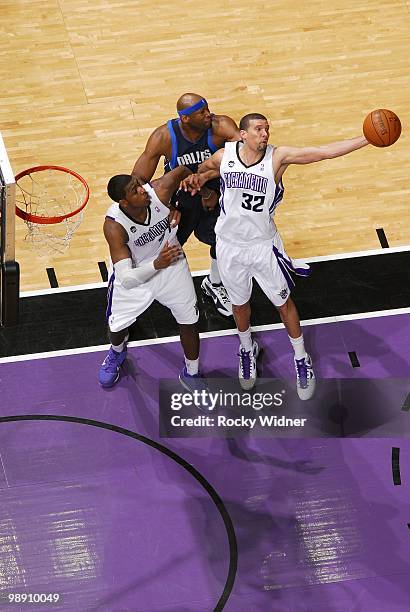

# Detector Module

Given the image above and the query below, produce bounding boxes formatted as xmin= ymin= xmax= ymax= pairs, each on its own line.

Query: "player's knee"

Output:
xmin=232 ymin=302 xmax=250 ymax=315
xmin=178 ymin=322 xmax=199 ymax=336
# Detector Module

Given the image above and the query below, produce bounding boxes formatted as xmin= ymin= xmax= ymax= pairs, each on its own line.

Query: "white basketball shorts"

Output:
xmin=216 ymin=232 xmax=293 ymax=307
xmin=107 ymin=255 xmax=199 ymax=332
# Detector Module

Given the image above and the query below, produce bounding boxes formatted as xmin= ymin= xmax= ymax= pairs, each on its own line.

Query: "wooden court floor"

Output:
xmin=1 ymin=0 xmax=409 ymax=291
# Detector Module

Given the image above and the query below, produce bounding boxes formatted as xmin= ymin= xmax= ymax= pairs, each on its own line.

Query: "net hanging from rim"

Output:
xmin=15 ymin=165 xmax=89 ymax=256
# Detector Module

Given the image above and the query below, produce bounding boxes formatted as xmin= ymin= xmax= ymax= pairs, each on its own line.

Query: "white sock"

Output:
xmin=289 ymin=334 xmax=307 ymax=360
xmin=238 ymin=327 xmax=253 ymax=352
xmin=112 ymin=333 xmax=129 ymax=353
xmin=185 ymin=357 xmax=199 ymax=375
xmin=209 ymin=258 xmax=221 ymax=285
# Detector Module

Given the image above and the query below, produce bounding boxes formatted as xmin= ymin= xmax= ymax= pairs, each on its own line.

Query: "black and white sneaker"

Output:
xmin=201 ymin=275 xmax=233 ymax=317
xmin=294 ymin=353 xmax=316 ymax=400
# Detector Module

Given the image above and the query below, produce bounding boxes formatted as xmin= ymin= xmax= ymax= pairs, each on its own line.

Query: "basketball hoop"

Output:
xmin=15 ymin=165 xmax=89 ymax=255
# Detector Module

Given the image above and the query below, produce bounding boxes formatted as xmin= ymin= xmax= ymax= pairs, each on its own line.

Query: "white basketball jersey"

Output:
xmin=215 ymin=141 xmax=284 ymax=246
xmin=105 ymin=183 xmax=178 ymax=265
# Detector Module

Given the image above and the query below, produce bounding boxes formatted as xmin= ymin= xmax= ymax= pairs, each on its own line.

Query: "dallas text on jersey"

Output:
xmin=176 ymin=149 xmax=212 ymax=167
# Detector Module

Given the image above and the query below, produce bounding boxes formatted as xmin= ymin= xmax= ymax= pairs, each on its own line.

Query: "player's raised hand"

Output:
xmin=179 ymin=173 xmax=206 ymax=196
xmin=154 ymin=241 xmax=182 ymax=269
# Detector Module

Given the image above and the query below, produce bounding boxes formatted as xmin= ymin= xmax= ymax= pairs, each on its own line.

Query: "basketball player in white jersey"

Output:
xmin=99 ymin=167 xmax=204 ymax=392
xmin=180 ymin=113 xmax=369 ymax=398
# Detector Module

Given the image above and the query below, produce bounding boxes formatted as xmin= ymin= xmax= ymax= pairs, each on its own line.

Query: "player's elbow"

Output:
xmin=114 ymin=259 xmax=157 ymax=289
xmin=131 ymin=166 xmax=145 ymax=181
xmin=132 ymin=156 xmax=157 ymax=182
xmin=121 ymin=276 xmax=142 ymax=290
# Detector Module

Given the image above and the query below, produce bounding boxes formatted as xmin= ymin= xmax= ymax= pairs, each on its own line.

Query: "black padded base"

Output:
xmin=1 ymin=260 xmax=20 ymax=327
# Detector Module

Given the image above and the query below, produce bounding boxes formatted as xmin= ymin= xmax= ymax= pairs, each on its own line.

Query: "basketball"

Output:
xmin=363 ymin=109 xmax=401 ymax=147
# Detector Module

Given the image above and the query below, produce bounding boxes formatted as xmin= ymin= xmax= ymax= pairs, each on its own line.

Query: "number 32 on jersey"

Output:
xmin=241 ymin=193 xmax=265 ymax=212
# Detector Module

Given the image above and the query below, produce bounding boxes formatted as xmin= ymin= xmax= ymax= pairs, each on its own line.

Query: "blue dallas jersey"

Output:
xmin=164 ymin=118 xmax=219 ymax=173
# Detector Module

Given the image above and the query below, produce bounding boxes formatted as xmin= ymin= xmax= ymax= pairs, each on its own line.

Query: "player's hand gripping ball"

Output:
xmin=363 ymin=109 xmax=401 ymax=147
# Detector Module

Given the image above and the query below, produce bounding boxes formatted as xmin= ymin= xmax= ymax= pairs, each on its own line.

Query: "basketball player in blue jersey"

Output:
xmin=181 ymin=113 xmax=369 ymax=399
xmin=99 ymin=166 xmax=206 ymax=394
xmin=131 ymin=93 xmax=241 ymax=318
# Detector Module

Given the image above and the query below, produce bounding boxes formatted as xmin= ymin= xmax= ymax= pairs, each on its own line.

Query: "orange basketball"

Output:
xmin=363 ymin=109 xmax=401 ymax=147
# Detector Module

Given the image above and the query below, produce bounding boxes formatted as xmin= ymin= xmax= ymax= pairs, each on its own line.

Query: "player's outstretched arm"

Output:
xmin=131 ymin=126 xmax=169 ymax=182
xmin=198 ymin=148 xmax=224 ymax=175
xmin=274 ymin=135 xmax=369 ymax=168
xmin=180 ymin=149 xmax=224 ymax=195
xmin=154 ymin=166 xmax=192 ymax=205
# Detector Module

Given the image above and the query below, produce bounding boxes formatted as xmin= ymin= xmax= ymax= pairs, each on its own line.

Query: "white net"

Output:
xmin=15 ymin=167 xmax=88 ymax=256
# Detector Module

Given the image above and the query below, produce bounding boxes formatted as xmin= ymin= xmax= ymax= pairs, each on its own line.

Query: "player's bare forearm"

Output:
xmin=276 ymin=136 xmax=369 ymax=166
xmin=184 ymin=167 xmax=220 ymax=195
xmin=180 ymin=149 xmax=223 ymax=195
xmin=183 ymin=169 xmax=221 ymax=195
xmin=316 ymin=135 xmax=369 ymax=160
xmin=132 ymin=152 xmax=158 ymax=182
xmin=197 ymin=154 xmax=223 ymax=177
xmin=197 ymin=167 xmax=221 ymax=181
xmin=154 ymin=166 xmax=192 ymax=204
xmin=165 ymin=165 xmax=192 ymax=191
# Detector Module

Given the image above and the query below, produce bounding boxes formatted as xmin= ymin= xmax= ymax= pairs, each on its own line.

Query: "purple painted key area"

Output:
xmin=1 ymin=314 xmax=409 ymax=611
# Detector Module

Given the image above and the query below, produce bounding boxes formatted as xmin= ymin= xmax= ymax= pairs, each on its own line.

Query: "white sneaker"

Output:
xmin=238 ymin=340 xmax=259 ymax=390
xmin=294 ymin=353 xmax=316 ymax=400
xmin=201 ymin=275 xmax=233 ymax=317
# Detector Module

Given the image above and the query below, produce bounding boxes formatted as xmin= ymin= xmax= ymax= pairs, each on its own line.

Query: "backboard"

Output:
xmin=0 ymin=132 xmax=19 ymax=326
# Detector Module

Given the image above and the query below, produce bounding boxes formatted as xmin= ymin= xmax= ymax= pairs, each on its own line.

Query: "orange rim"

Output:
xmin=15 ymin=165 xmax=90 ymax=224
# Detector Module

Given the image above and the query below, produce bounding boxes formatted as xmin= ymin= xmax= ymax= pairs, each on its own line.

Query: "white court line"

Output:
xmin=299 ymin=245 xmax=409 ymax=263
xmin=20 ymin=282 xmax=107 ymax=297
xmin=0 ymin=307 xmax=408 ymax=365
xmin=19 ymin=244 xmax=410 ymax=297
